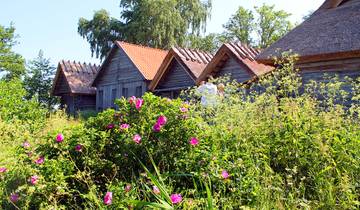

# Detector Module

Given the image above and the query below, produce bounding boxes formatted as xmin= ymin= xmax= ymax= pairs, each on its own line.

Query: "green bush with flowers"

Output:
xmin=1 ymin=55 xmax=360 ymax=209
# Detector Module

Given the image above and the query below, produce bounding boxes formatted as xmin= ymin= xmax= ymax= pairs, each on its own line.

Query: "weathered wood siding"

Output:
xmin=54 ymin=72 xmax=70 ymax=95
xmin=95 ymin=47 xmax=147 ymax=111
xmin=215 ymin=55 xmax=252 ymax=83
xmin=60 ymin=94 xmax=96 ymax=115
xmin=157 ymin=59 xmax=195 ymax=90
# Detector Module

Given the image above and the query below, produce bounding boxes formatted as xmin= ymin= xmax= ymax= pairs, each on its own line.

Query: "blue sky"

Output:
xmin=0 ymin=0 xmax=323 ymax=65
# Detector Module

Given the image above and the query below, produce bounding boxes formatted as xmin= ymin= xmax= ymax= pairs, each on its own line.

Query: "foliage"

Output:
xmin=78 ymin=0 xmax=212 ymax=59
xmin=0 ymin=24 xmax=25 ymax=80
xmin=24 ymin=50 xmax=59 ymax=110
xmin=185 ymin=33 xmax=221 ymax=53
xmin=1 ymin=56 xmax=360 ymax=209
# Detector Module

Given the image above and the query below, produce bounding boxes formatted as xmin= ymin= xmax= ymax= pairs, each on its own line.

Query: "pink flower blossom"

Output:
xmin=120 ymin=124 xmax=130 ymax=130
xmin=29 ymin=175 xmax=39 ymax=185
xmin=189 ymin=137 xmax=199 ymax=146
xmin=35 ymin=156 xmax=44 ymax=165
xmin=221 ymin=170 xmax=230 ymax=179
xmin=153 ymin=123 xmax=162 ymax=132
xmin=106 ymin=124 xmax=115 ymax=129
xmin=0 ymin=167 xmax=7 ymax=173
xmin=170 ymin=194 xmax=182 ymax=204
xmin=124 ymin=184 xmax=131 ymax=192
xmin=156 ymin=115 xmax=167 ymax=126
xmin=10 ymin=193 xmax=19 ymax=203
xmin=129 ymin=96 xmax=137 ymax=104
xmin=180 ymin=107 xmax=188 ymax=113
xmin=133 ymin=134 xmax=141 ymax=144
xmin=135 ymin=98 xmax=144 ymax=110
xmin=22 ymin=141 xmax=30 ymax=148
xmin=152 ymin=186 xmax=160 ymax=194
xmin=56 ymin=133 xmax=64 ymax=143
xmin=75 ymin=144 xmax=83 ymax=152
xmin=104 ymin=191 xmax=112 ymax=205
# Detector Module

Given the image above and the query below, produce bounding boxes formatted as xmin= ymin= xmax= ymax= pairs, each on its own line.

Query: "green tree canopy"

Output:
xmin=78 ymin=0 xmax=212 ymax=60
xmin=0 ymin=24 xmax=25 ymax=80
xmin=23 ymin=50 xmax=59 ymax=110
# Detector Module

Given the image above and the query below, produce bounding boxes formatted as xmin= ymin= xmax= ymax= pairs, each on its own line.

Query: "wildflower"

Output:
xmin=221 ymin=170 xmax=230 ymax=179
xmin=106 ymin=124 xmax=115 ymax=129
xmin=10 ymin=193 xmax=19 ymax=203
xmin=170 ymin=194 xmax=182 ymax=204
xmin=180 ymin=107 xmax=188 ymax=113
xmin=104 ymin=191 xmax=112 ymax=205
xmin=129 ymin=96 xmax=137 ymax=104
xmin=133 ymin=134 xmax=141 ymax=144
xmin=120 ymin=123 xmax=130 ymax=130
xmin=0 ymin=167 xmax=7 ymax=173
xmin=22 ymin=141 xmax=30 ymax=148
xmin=56 ymin=133 xmax=64 ymax=143
xmin=152 ymin=186 xmax=160 ymax=195
xmin=29 ymin=175 xmax=39 ymax=185
xmin=125 ymin=184 xmax=131 ymax=192
xmin=75 ymin=144 xmax=83 ymax=152
xmin=35 ymin=156 xmax=44 ymax=165
xmin=156 ymin=115 xmax=167 ymax=126
xmin=153 ymin=123 xmax=162 ymax=132
xmin=135 ymin=98 xmax=144 ymax=110
xmin=189 ymin=137 xmax=199 ymax=146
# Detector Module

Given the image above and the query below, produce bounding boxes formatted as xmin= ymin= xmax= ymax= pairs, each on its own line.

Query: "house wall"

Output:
xmin=214 ymin=55 xmax=253 ymax=83
xmin=60 ymin=94 xmax=96 ymax=115
xmin=53 ymin=72 xmax=70 ymax=95
xmin=95 ymin=47 xmax=147 ymax=111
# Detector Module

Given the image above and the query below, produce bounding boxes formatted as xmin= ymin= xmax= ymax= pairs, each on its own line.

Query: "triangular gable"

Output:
xmin=196 ymin=43 xmax=273 ymax=84
xmin=51 ymin=65 xmax=71 ymax=96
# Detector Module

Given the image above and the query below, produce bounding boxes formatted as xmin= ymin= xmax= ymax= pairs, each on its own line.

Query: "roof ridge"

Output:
xmin=173 ymin=46 xmax=213 ymax=64
xmin=116 ymin=41 xmax=168 ymax=53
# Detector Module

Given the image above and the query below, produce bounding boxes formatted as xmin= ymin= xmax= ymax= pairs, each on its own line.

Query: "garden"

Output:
xmin=1 ymin=57 xmax=359 ymax=209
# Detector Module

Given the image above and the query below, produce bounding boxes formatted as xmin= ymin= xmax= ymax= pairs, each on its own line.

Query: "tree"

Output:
xmin=222 ymin=6 xmax=254 ymax=45
xmin=78 ymin=0 xmax=212 ymax=60
xmin=185 ymin=33 xmax=221 ymax=53
xmin=255 ymin=4 xmax=292 ymax=48
xmin=0 ymin=24 xmax=25 ymax=80
xmin=23 ymin=50 xmax=59 ymax=110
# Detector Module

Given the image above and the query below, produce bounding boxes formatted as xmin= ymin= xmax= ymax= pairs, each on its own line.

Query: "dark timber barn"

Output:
xmin=196 ymin=42 xmax=273 ymax=84
xmin=256 ymin=0 xmax=360 ymax=89
xmin=149 ymin=47 xmax=213 ymax=98
xmin=92 ymin=41 xmax=168 ymax=111
xmin=51 ymin=60 xmax=100 ymax=115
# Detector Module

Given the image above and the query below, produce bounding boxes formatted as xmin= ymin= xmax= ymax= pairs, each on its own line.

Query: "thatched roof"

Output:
xmin=196 ymin=42 xmax=273 ymax=84
xmin=51 ymin=60 xmax=100 ymax=96
xmin=257 ymin=0 xmax=360 ymax=64
xmin=149 ymin=47 xmax=213 ymax=91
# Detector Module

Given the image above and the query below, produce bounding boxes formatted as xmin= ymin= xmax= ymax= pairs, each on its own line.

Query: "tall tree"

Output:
xmin=0 ymin=24 xmax=25 ymax=80
xmin=23 ymin=50 xmax=59 ymax=110
xmin=255 ymin=4 xmax=292 ymax=48
xmin=78 ymin=0 xmax=212 ymax=60
xmin=222 ymin=6 xmax=254 ymax=45
xmin=185 ymin=33 xmax=221 ymax=53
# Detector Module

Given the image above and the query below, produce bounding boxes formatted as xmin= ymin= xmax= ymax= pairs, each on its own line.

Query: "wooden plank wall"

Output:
xmin=157 ymin=59 xmax=195 ymax=90
xmin=215 ymin=56 xmax=252 ymax=83
xmin=95 ymin=47 xmax=147 ymax=111
xmin=54 ymin=72 xmax=70 ymax=95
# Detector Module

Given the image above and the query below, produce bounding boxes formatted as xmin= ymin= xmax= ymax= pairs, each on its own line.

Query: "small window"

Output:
xmin=122 ymin=88 xmax=128 ymax=98
xmin=98 ymin=90 xmax=104 ymax=111
xmin=111 ymin=89 xmax=117 ymax=108
xmin=135 ymin=86 xmax=142 ymax=97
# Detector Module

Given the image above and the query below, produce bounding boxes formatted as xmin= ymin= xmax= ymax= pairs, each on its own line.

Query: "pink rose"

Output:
xmin=29 ymin=175 xmax=39 ymax=185
xmin=22 ymin=141 xmax=31 ymax=148
xmin=129 ymin=96 xmax=137 ymax=104
xmin=221 ymin=170 xmax=230 ymax=179
xmin=153 ymin=123 xmax=162 ymax=132
xmin=10 ymin=193 xmax=19 ymax=203
xmin=135 ymin=99 xmax=144 ymax=110
xmin=170 ymin=193 xmax=182 ymax=204
xmin=56 ymin=133 xmax=64 ymax=143
xmin=125 ymin=184 xmax=131 ymax=192
xmin=0 ymin=167 xmax=7 ymax=173
xmin=133 ymin=134 xmax=141 ymax=144
xmin=35 ymin=156 xmax=44 ymax=165
xmin=106 ymin=124 xmax=115 ymax=129
xmin=120 ymin=124 xmax=130 ymax=130
xmin=189 ymin=137 xmax=199 ymax=146
xmin=75 ymin=144 xmax=83 ymax=152
xmin=104 ymin=191 xmax=112 ymax=205
xmin=180 ymin=107 xmax=188 ymax=113
xmin=156 ymin=115 xmax=167 ymax=126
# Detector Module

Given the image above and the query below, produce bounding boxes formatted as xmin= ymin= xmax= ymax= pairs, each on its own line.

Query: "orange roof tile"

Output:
xmin=115 ymin=41 xmax=168 ymax=80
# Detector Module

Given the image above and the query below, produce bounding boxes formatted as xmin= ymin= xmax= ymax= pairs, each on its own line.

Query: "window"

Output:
xmin=98 ymin=90 xmax=103 ymax=111
xmin=135 ymin=86 xmax=142 ymax=97
xmin=122 ymin=88 xmax=128 ymax=98
xmin=111 ymin=89 xmax=117 ymax=108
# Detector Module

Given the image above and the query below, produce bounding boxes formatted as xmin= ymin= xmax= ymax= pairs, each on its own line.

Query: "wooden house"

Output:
xmin=149 ymin=47 xmax=213 ymax=98
xmin=256 ymin=0 xmax=360 ymax=86
xmin=92 ymin=41 xmax=168 ymax=111
xmin=196 ymin=42 xmax=273 ymax=84
xmin=51 ymin=60 xmax=100 ymax=115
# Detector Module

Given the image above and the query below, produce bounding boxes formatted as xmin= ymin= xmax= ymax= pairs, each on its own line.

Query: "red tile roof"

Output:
xmin=51 ymin=60 xmax=100 ymax=95
xmin=116 ymin=41 xmax=168 ymax=80
xmin=149 ymin=47 xmax=213 ymax=90
xmin=196 ymin=42 xmax=273 ymax=84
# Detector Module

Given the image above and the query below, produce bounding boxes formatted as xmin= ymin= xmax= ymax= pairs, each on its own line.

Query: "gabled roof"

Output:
xmin=51 ymin=60 xmax=100 ymax=96
xmin=196 ymin=42 xmax=273 ymax=84
xmin=149 ymin=47 xmax=213 ymax=91
xmin=92 ymin=41 xmax=168 ymax=85
xmin=257 ymin=0 xmax=360 ymax=64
